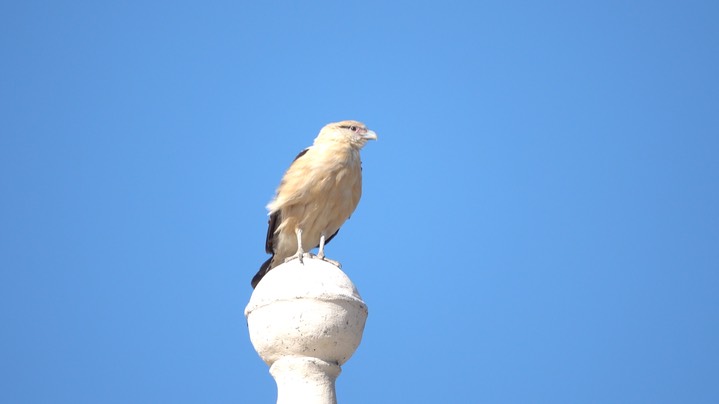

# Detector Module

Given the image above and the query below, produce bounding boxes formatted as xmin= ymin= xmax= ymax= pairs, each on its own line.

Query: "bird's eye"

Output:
xmin=350 ymin=126 xmax=358 ymax=132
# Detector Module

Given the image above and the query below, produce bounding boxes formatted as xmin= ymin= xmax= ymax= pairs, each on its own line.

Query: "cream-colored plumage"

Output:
xmin=252 ymin=120 xmax=377 ymax=288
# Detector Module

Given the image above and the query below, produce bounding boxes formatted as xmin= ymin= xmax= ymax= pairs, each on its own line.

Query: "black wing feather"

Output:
xmin=322 ymin=229 xmax=340 ymax=246
xmin=265 ymin=211 xmax=280 ymax=254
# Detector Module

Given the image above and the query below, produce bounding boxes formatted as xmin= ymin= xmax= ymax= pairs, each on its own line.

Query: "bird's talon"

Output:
xmin=320 ymin=256 xmax=342 ymax=268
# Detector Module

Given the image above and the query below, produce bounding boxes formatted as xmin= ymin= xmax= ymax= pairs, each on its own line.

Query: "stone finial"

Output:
xmin=245 ymin=258 xmax=368 ymax=404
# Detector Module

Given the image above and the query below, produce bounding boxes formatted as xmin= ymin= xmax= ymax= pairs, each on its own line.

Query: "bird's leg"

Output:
xmin=316 ymin=232 xmax=341 ymax=268
xmin=317 ymin=232 xmax=327 ymax=260
xmin=285 ymin=228 xmax=305 ymax=264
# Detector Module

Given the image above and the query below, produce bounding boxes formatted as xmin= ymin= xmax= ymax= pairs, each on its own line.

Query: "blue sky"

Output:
xmin=2 ymin=1 xmax=718 ymax=403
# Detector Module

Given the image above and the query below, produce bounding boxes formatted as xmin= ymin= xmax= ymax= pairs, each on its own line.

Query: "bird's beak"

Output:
xmin=363 ymin=130 xmax=378 ymax=141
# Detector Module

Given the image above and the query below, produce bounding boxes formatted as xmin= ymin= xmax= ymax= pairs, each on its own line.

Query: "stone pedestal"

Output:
xmin=245 ymin=258 xmax=368 ymax=404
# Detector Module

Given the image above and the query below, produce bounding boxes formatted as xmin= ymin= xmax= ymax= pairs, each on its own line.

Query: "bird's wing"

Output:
xmin=324 ymin=229 xmax=340 ymax=245
xmin=290 ymin=147 xmax=310 ymax=163
xmin=264 ymin=210 xmax=280 ymax=254
xmin=265 ymin=147 xmax=310 ymax=253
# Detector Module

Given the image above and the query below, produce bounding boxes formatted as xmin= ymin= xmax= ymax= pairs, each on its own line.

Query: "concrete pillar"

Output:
xmin=245 ymin=258 xmax=368 ymax=404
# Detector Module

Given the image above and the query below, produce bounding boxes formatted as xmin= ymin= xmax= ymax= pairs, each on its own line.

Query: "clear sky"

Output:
xmin=2 ymin=1 xmax=718 ymax=403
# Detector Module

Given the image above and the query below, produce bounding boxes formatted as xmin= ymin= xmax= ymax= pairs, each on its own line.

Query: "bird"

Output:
xmin=251 ymin=120 xmax=377 ymax=288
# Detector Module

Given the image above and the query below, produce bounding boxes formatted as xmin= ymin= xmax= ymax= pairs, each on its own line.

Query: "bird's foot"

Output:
xmin=318 ymin=256 xmax=342 ymax=268
xmin=284 ymin=252 xmax=318 ymax=265
xmin=284 ymin=251 xmax=308 ymax=265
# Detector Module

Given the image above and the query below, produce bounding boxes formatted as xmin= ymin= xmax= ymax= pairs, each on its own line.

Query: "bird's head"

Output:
xmin=315 ymin=120 xmax=378 ymax=148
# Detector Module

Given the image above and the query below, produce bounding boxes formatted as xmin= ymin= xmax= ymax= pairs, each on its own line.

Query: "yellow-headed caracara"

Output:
xmin=251 ymin=120 xmax=377 ymax=288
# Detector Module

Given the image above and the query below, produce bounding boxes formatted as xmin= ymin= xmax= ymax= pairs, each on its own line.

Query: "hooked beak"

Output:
xmin=363 ymin=129 xmax=378 ymax=141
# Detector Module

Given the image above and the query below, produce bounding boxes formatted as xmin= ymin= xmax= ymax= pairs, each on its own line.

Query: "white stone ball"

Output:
xmin=245 ymin=258 xmax=368 ymax=366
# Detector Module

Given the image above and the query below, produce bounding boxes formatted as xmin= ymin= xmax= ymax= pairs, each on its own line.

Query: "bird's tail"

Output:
xmin=252 ymin=257 xmax=273 ymax=289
